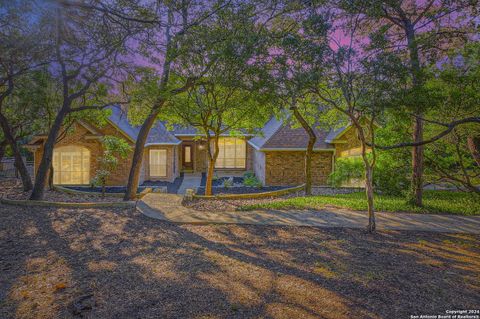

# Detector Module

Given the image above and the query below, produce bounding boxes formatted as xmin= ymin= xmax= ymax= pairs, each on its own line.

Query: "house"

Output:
xmin=26 ymin=106 xmax=363 ymax=187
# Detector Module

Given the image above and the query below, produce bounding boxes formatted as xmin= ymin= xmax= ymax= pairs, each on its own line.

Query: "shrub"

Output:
xmin=243 ymin=171 xmax=255 ymax=178
xmin=223 ymin=177 xmax=234 ymax=188
xmin=329 ymin=153 xmax=409 ymax=195
xmin=243 ymin=174 xmax=262 ymax=188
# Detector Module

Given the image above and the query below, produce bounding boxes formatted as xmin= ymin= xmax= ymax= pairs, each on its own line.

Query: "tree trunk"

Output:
xmin=364 ymin=162 xmax=376 ymax=233
xmin=124 ymin=107 xmax=162 ymax=200
xmin=467 ymin=136 xmax=480 ymax=166
xmin=205 ymin=159 xmax=215 ymax=196
xmin=48 ymin=162 xmax=54 ymax=190
xmin=0 ymin=140 xmax=6 ymax=163
xmin=353 ymin=123 xmax=376 ymax=233
xmin=291 ymin=106 xmax=316 ymax=195
xmin=410 ymin=116 xmax=424 ymax=206
xmin=0 ymin=113 xmax=33 ymax=191
xmin=30 ymin=108 xmax=68 ymax=200
xmin=405 ymin=22 xmax=424 ymax=207
xmin=205 ymin=135 xmax=219 ymax=196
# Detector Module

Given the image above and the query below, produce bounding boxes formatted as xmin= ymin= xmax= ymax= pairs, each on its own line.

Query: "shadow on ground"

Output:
xmin=0 ymin=203 xmax=479 ymax=319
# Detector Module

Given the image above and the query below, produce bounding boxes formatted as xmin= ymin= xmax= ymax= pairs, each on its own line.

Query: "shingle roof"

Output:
xmin=260 ymin=120 xmax=334 ymax=150
xmin=248 ymin=116 xmax=284 ymax=150
xmin=108 ymin=105 xmax=344 ymax=149
xmin=325 ymin=126 xmax=347 ymax=143
xmin=168 ymin=124 xmax=200 ymax=135
xmin=107 ymin=106 xmax=181 ymax=145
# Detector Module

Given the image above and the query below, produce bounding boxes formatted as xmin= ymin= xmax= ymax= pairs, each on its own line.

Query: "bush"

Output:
xmin=328 ymin=157 xmax=364 ymax=187
xmin=243 ymin=173 xmax=262 ymax=188
xmin=328 ymin=154 xmax=409 ymax=195
xmin=243 ymin=171 xmax=255 ymax=178
xmin=223 ymin=177 xmax=234 ymax=188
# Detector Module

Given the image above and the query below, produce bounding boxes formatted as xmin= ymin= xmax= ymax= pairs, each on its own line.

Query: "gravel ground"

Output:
xmin=0 ymin=179 xmax=122 ymax=202
xmin=0 ymin=200 xmax=479 ymax=318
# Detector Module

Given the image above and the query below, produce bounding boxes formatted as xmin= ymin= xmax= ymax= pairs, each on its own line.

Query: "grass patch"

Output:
xmin=240 ymin=190 xmax=480 ymax=216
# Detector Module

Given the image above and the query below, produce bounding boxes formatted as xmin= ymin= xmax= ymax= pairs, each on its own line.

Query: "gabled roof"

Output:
xmin=108 ymin=105 xmax=348 ymax=149
xmin=108 ymin=106 xmax=181 ymax=145
xmin=249 ymin=115 xmax=337 ymax=151
xmin=248 ymin=116 xmax=284 ymax=150
xmin=325 ymin=126 xmax=347 ymax=143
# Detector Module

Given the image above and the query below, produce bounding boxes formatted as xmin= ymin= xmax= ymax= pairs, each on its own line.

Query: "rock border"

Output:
xmin=0 ymin=197 xmax=137 ymax=208
xmin=53 ymin=185 xmax=152 ymax=199
xmin=192 ymin=184 xmax=305 ymax=200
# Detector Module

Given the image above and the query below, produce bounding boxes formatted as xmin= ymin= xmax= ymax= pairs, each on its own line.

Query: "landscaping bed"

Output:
xmin=186 ymin=186 xmax=359 ymax=211
xmin=0 ymin=179 xmax=122 ymax=203
xmin=200 ymin=174 xmax=244 ymax=187
xmin=66 ymin=186 xmax=147 ymax=194
xmin=142 ymin=173 xmax=184 ymax=193
xmin=195 ymin=185 xmax=288 ymax=195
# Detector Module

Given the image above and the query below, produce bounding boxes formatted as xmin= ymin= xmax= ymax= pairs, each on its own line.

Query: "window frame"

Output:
xmin=149 ymin=149 xmax=168 ymax=178
xmin=215 ymin=137 xmax=247 ymax=169
xmin=52 ymin=145 xmax=90 ymax=185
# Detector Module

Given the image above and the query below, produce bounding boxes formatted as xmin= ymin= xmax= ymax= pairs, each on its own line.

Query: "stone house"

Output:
xmin=26 ymin=106 xmax=362 ymax=186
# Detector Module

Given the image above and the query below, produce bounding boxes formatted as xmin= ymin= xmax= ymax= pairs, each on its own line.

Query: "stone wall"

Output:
xmin=334 ymin=126 xmax=364 ymax=158
xmin=33 ymin=121 xmax=137 ymax=186
xmin=264 ymin=151 xmax=333 ymax=186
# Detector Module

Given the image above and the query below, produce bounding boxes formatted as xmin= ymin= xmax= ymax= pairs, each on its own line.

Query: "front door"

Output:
xmin=182 ymin=143 xmax=194 ymax=171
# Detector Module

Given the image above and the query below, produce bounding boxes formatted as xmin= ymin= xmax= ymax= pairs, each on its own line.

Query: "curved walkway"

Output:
xmin=137 ymin=193 xmax=480 ymax=234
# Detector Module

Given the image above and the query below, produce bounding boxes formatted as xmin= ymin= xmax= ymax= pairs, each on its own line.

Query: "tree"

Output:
xmin=132 ymin=3 xmax=273 ymax=196
xmin=343 ymin=0 xmax=478 ymax=206
xmin=118 ymin=0 xmax=236 ymax=201
xmin=422 ymin=43 xmax=480 ymax=194
xmin=269 ymin=25 xmax=325 ymax=196
xmin=277 ymin=6 xmax=381 ymax=232
xmin=92 ymin=136 xmax=131 ymax=197
xmin=29 ymin=3 xmax=131 ymax=200
xmin=0 ymin=1 xmax=49 ymax=191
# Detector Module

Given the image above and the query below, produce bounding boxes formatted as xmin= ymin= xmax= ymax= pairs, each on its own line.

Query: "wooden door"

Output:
xmin=182 ymin=144 xmax=194 ymax=171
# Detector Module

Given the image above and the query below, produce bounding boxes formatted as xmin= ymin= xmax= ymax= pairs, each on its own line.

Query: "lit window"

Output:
xmin=53 ymin=146 xmax=90 ymax=185
xmin=150 ymin=149 xmax=167 ymax=177
xmin=215 ymin=138 xmax=246 ymax=169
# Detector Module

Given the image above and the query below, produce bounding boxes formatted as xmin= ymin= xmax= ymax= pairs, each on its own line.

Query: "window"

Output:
xmin=150 ymin=149 xmax=167 ymax=177
xmin=53 ymin=146 xmax=90 ymax=185
xmin=184 ymin=146 xmax=191 ymax=163
xmin=215 ymin=137 xmax=246 ymax=169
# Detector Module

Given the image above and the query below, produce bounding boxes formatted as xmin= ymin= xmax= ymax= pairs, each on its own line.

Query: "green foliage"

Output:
xmin=243 ymin=172 xmax=262 ymax=188
xmin=328 ymin=157 xmax=364 ymax=187
xmin=223 ymin=177 xmax=234 ymax=188
xmin=241 ymin=191 xmax=480 ymax=216
xmin=92 ymin=136 xmax=131 ymax=191
xmin=329 ymin=153 xmax=409 ymax=195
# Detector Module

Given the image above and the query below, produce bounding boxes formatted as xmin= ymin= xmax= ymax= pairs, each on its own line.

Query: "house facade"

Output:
xmin=27 ymin=106 xmax=362 ymax=187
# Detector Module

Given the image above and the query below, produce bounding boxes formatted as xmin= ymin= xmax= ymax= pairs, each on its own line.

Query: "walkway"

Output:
xmin=176 ymin=173 xmax=202 ymax=195
xmin=137 ymin=193 xmax=480 ymax=234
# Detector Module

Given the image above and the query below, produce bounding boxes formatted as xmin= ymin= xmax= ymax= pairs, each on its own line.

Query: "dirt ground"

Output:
xmin=0 ymin=201 xmax=479 ymax=318
xmin=0 ymin=179 xmax=122 ymax=202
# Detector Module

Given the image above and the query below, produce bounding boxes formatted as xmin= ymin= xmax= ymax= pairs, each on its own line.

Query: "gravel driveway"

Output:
xmin=1 ymin=203 xmax=479 ymax=319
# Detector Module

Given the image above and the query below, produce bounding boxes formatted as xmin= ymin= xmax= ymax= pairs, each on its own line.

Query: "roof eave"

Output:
xmin=144 ymin=141 xmax=182 ymax=146
xmin=258 ymin=147 xmax=335 ymax=152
